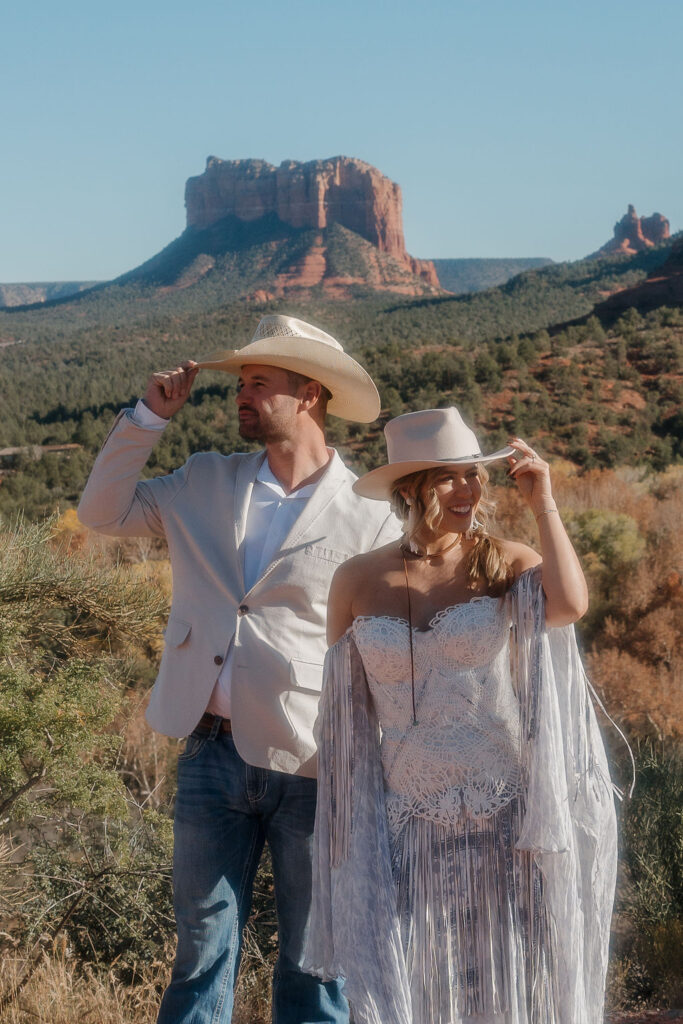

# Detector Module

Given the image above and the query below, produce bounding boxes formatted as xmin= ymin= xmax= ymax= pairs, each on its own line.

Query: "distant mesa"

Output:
xmin=591 ymin=204 xmax=670 ymax=258
xmin=0 ymin=281 xmax=99 ymax=309
xmin=432 ymin=258 xmax=553 ymax=295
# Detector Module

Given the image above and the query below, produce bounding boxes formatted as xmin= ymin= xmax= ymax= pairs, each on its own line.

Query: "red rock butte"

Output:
xmin=184 ymin=155 xmax=439 ymax=288
xmin=592 ymin=204 xmax=670 ymax=258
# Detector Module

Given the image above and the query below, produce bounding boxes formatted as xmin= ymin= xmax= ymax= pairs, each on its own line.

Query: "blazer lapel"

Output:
xmin=233 ymin=450 xmax=266 ymax=593
xmin=280 ymin=451 xmax=350 ymax=551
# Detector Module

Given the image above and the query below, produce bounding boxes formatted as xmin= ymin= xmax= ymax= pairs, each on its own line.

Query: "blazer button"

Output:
xmin=213 ymin=655 xmax=224 ymax=665
xmin=237 ymin=604 xmax=249 ymax=616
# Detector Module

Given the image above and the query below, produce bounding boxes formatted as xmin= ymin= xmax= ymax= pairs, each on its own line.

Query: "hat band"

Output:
xmin=393 ymin=452 xmax=484 ymax=466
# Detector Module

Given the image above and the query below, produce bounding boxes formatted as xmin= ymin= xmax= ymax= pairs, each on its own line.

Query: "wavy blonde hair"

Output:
xmin=391 ymin=465 xmax=514 ymax=596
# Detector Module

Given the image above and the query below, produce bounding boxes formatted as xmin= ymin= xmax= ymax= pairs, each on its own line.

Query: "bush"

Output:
xmin=613 ymin=743 xmax=683 ymax=1007
xmin=0 ymin=518 xmax=171 ymax=1007
xmin=565 ymin=508 xmax=645 ymax=589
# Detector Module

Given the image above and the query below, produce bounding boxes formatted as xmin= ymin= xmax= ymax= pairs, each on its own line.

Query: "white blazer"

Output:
xmin=78 ymin=410 xmax=401 ymax=777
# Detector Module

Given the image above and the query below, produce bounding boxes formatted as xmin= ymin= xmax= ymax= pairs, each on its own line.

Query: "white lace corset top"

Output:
xmin=352 ymin=596 xmax=523 ymax=825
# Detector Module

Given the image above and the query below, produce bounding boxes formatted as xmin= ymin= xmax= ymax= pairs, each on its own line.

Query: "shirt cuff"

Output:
xmin=131 ymin=399 xmax=169 ymax=430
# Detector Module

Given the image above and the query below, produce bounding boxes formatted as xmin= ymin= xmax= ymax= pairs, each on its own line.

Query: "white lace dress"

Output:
xmin=304 ymin=568 xmax=617 ymax=1024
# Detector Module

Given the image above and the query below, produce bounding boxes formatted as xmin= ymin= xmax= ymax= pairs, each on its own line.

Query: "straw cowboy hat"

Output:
xmin=197 ymin=315 xmax=380 ymax=423
xmin=353 ymin=407 xmax=516 ymax=500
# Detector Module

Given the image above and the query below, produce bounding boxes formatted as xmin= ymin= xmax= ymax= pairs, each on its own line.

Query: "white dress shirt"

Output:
xmin=131 ymin=399 xmax=327 ymax=718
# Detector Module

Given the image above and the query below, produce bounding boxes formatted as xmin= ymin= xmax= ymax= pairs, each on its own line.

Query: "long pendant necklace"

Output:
xmin=402 ymin=551 xmax=418 ymax=726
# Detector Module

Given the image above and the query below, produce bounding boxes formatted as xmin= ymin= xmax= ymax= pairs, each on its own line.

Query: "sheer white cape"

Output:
xmin=303 ymin=569 xmax=618 ymax=1024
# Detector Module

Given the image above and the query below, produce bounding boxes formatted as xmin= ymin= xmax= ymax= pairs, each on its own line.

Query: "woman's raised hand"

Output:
xmin=506 ymin=437 xmax=556 ymax=516
xmin=507 ymin=437 xmax=588 ymax=624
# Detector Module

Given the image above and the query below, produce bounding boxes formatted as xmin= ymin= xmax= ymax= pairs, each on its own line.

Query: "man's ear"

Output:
xmin=301 ymin=380 xmax=323 ymax=409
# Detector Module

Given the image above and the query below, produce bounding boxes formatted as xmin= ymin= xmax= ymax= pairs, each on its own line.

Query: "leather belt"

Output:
xmin=197 ymin=712 xmax=232 ymax=734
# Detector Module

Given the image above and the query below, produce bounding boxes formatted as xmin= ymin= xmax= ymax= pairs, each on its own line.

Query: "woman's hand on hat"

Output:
xmin=143 ymin=361 xmax=199 ymax=419
xmin=506 ymin=437 xmax=554 ymax=514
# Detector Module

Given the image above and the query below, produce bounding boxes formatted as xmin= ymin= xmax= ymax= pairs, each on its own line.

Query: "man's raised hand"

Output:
xmin=143 ymin=361 xmax=200 ymax=419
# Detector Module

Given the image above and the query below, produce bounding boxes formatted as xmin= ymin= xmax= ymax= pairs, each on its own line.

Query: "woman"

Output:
xmin=304 ymin=408 xmax=617 ymax=1024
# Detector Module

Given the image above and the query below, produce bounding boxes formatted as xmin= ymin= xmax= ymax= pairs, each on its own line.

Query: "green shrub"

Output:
xmin=614 ymin=743 xmax=683 ymax=1007
xmin=0 ymin=518 xmax=170 ymax=1004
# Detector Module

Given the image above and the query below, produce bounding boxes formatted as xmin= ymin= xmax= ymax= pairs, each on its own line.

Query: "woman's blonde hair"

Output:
xmin=391 ymin=465 xmax=514 ymax=596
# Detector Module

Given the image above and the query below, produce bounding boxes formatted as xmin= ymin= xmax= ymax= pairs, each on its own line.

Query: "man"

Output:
xmin=78 ymin=315 xmax=401 ymax=1024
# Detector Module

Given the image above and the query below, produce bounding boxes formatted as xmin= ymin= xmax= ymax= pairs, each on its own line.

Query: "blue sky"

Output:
xmin=2 ymin=0 xmax=681 ymax=281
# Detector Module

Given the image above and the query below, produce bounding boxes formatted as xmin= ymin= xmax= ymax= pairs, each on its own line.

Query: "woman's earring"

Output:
xmin=467 ymin=512 xmax=483 ymax=540
xmin=405 ymin=497 xmax=421 ymax=554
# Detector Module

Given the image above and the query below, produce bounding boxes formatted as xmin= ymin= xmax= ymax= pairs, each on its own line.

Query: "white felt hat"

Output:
xmin=197 ymin=315 xmax=380 ymax=423
xmin=353 ymin=407 xmax=515 ymax=500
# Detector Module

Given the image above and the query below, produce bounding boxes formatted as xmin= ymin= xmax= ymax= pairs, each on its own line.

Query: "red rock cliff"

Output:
xmin=185 ymin=155 xmax=439 ymax=287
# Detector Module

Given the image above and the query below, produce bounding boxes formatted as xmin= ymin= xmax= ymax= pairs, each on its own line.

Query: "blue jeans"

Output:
xmin=157 ymin=716 xmax=348 ymax=1024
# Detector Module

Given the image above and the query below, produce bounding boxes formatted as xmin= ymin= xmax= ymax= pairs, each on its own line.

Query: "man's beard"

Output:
xmin=238 ymin=411 xmax=289 ymax=443
xmin=238 ymin=416 xmax=265 ymax=441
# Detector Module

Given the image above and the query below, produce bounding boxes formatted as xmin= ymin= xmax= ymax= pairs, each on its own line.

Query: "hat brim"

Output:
xmin=196 ymin=337 xmax=380 ymax=423
xmin=352 ymin=447 xmax=517 ymax=500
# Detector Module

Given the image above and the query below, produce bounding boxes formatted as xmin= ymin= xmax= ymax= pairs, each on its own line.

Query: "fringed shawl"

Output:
xmin=303 ymin=568 xmax=617 ymax=1024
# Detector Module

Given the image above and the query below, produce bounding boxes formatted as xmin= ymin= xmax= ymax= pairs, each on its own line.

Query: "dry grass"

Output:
xmin=0 ymin=952 xmax=169 ymax=1024
xmin=5 ymin=949 xmax=678 ymax=1023
xmin=0 ymin=950 xmax=272 ymax=1024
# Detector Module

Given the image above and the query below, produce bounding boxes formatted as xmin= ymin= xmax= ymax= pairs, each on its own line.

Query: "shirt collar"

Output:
xmin=255 ymin=450 xmax=337 ymax=500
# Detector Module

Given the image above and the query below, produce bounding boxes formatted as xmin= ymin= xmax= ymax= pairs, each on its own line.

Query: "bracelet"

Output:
xmin=535 ymin=506 xmax=558 ymax=521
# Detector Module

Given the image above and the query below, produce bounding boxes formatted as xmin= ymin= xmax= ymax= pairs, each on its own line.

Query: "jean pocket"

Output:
xmin=178 ymin=729 xmax=209 ymax=762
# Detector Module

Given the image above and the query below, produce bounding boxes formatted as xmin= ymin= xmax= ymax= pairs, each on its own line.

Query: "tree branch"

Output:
xmin=0 ymin=767 xmax=46 ymax=818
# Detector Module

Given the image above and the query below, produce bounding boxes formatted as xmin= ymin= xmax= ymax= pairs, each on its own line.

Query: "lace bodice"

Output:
xmin=352 ymin=596 xmax=523 ymax=824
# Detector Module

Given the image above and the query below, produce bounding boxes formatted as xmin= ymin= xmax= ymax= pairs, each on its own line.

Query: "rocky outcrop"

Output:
xmin=592 ymin=205 xmax=670 ymax=258
xmin=640 ymin=212 xmax=670 ymax=246
xmin=408 ymin=256 xmax=441 ymax=288
xmin=184 ymin=155 xmax=439 ymax=289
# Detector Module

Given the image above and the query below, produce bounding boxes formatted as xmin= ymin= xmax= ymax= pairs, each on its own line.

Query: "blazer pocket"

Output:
xmin=289 ymin=657 xmax=324 ymax=694
xmin=163 ymin=616 xmax=192 ymax=648
xmin=304 ymin=544 xmax=351 ymax=565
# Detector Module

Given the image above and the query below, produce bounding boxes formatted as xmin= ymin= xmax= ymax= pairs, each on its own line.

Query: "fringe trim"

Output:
xmin=390 ymin=801 xmax=559 ymax=1024
xmin=321 ymin=636 xmax=354 ymax=866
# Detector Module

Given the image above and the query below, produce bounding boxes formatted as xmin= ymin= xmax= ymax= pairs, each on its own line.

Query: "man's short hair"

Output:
xmin=284 ymin=369 xmax=331 ymax=423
